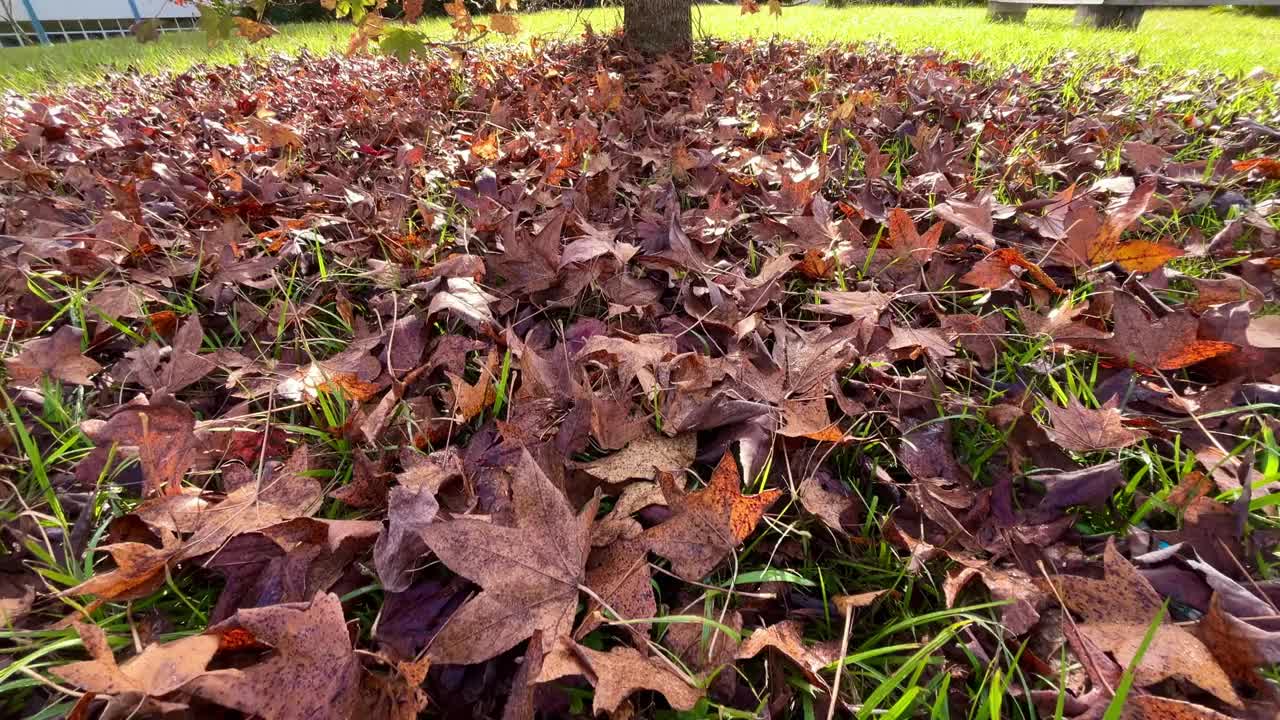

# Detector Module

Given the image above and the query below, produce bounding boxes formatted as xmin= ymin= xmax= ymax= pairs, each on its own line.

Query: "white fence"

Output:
xmin=2 ymin=0 xmax=199 ymax=47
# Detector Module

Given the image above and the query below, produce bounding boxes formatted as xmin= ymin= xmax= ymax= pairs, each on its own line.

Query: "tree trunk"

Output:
xmin=623 ymin=0 xmax=693 ymax=54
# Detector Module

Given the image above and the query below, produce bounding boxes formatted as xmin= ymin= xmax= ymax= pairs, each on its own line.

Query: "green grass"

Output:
xmin=0 ymin=5 xmax=1276 ymax=95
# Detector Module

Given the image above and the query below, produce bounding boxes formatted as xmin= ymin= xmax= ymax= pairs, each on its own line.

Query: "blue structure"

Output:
xmin=19 ymin=0 xmax=51 ymax=45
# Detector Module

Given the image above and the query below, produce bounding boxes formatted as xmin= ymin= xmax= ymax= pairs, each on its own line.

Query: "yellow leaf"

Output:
xmin=1111 ymin=240 xmax=1185 ymax=273
xmin=233 ymin=17 xmax=276 ymax=43
xmin=768 ymin=0 xmax=782 ymax=16
xmin=491 ymin=13 xmax=521 ymax=36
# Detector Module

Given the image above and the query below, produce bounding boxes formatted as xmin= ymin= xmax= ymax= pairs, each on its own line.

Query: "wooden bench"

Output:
xmin=987 ymin=0 xmax=1279 ymax=29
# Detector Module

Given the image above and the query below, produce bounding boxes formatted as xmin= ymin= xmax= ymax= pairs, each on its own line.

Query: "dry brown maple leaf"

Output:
xmin=373 ymin=483 xmax=440 ymax=593
xmin=797 ymin=471 xmax=861 ymax=533
xmin=420 ymin=449 xmax=599 ymax=665
xmin=1195 ymin=593 xmax=1280 ymax=690
xmin=427 ymin=277 xmax=498 ymax=332
xmin=1077 ymin=622 xmax=1240 ymax=707
xmin=53 ymin=621 xmax=219 ymax=698
xmin=1123 ymin=696 xmax=1238 ymax=720
xmin=885 ymin=207 xmax=944 ymax=265
xmin=1042 ymin=395 xmax=1148 ymax=452
xmin=1066 ymin=293 xmax=1236 ymax=371
xmin=1049 ymin=538 xmax=1165 ymax=623
xmin=121 ymin=444 xmax=323 ymax=573
xmin=737 ymin=619 xmax=841 ymax=686
xmin=960 ymin=247 xmax=1063 ymax=294
xmin=1087 ymin=177 xmax=1155 ymax=264
xmin=1109 ymin=239 xmax=1185 ymax=273
xmin=1050 ymin=539 xmax=1242 ymax=708
xmin=536 ymin=638 xmax=703 ymax=714
xmin=577 ymin=537 xmax=656 ymax=644
xmin=1046 ymin=179 xmax=1182 ymax=272
xmin=63 ymin=531 xmax=181 ymax=601
xmin=82 ymin=398 xmax=199 ymax=497
xmin=577 ymin=431 xmax=696 ymax=483
xmin=445 ymin=348 xmax=499 ymax=422
xmin=644 ymin=452 xmax=782 ymax=580
xmin=188 ymin=592 xmax=360 ymax=720
xmin=803 ymin=290 xmax=893 ymax=324
xmin=941 ymin=312 xmax=1007 ymax=369
xmin=6 ymin=325 xmax=101 ymax=386
xmin=887 ymin=326 xmax=955 ymax=361
xmin=1188 ymin=275 xmax=1265 ymax=313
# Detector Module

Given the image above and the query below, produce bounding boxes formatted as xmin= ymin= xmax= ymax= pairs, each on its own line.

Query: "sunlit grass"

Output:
xmin=0 ymin=5 xmax=1276 ymax=95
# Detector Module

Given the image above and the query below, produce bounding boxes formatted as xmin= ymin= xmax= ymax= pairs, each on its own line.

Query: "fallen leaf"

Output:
xmin=961 ymin=247 xmax=1062 ymax=294
xmin=373 ymin=484 xmax=439 ymax=592
xmin=577 ymin=537 xmax=656 ymax=644
xmin=887 ymin=326 xmax=955 ymax=360
xmin=1110 ymin=240 xmax=1184 ymax=273
xmin=885 ymin=207 xmax=944 ymax=264
xmin=803 ymin=290 xmax=892 ymax=323
xmin=1247 ymin=314 xmax=1280 ymax=348
xmin=490 ymin=13 xmax=520 ymax=35
xmin=428 ymin=277 xmax=497 ymax=331
xmin=83 ymin=398 xmax=198 ymax=496
xmin=536 ymin=638 xmax=703 ymax=713
xmin=1043 ymin=396 xmax=1147 ymax=452
xmin=1067 ymin=293 xmax=1236 ymax=371
xmin=1078 ymin=622 xmax=1240 ymax=707
xmin=64 ymin=533 xmax=179 ymax=603
xmin=1050 ymin=538 xmax=1165 ymax=624
xmin=189 ymin=593 xmax=361 ymax=720
xmin=1035 ymin=461 xmax=1126 ymax=511
xmin=1124 ymin=696 xmax=1238 ymax=720
xmin=644 ymin=452 xmax=782 ymax=580
xmin=420 ymin=449 xmax=599 ymax=664
xmin=54 ymin=622 xmax=218 ymax=698
xmin=578 ymin=431 xmax=696 ymax=483
xmin=737 ymin=620 xmax=840 ymax=685
xmin=1195 ymin=593 xmax=1280 ymax=690
xmin=445 ymin=348 xmax=499 ymax=422
xmin=6 ymin=326 xmax=101 ymax=386
xmin=1232 ymin=157 xmax=1280 ymax=179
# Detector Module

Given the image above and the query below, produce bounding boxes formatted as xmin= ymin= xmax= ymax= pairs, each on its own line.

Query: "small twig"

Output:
xmin=827 ymin=598 xmax=855 ymax=720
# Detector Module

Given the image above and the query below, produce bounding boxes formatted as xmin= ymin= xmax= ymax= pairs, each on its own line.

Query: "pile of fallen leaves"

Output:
xmin=2 ymin=32 xmax=1280 ymax=720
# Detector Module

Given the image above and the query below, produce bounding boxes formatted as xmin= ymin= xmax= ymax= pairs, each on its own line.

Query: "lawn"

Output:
xmin=0 ymin=5 xmax=1277 ymax=94
xmin=3 ymin=5 xmax=1280 ymax=720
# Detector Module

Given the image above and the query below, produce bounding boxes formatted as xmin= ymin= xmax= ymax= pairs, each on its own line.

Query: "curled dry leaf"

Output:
xmin=1194 ymin=593 xmax=1280 ymax=690
xmin=737 ymin=619 xmax=840 ymax=686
